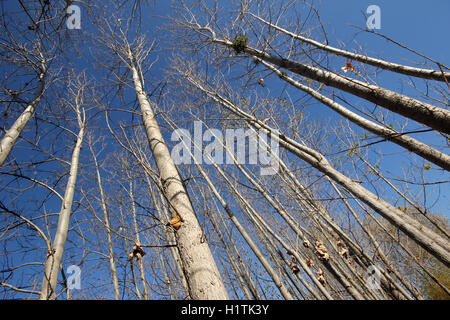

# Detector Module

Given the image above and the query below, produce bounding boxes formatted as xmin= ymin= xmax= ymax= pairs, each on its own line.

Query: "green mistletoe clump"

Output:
xmin=231 ymin=34 xmax=248 ymax=54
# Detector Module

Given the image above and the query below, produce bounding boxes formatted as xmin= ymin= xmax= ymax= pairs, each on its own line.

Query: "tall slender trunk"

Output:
xmin=207 ymin=207 xmax=254 ymax=300
xmin=126 ymin=49 xmax=228 ymax=299
xmin=193 ymin=160 xmax=295 ymax=300
xmin=206 ymin=190 xmax=263 ymax=300
xmin=129 ymin=180 xmax=149 ymax=300
xmin=89 ymin=142 xmax=120 ymax=300
xmin=40 ymin=107 xmax=85 ymax=300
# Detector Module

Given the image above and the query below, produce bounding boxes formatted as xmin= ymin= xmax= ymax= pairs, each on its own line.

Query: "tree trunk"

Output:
xmin=0 ymin=69 xmax=46 ymax=167
xmin=129 ymin=180 xmax=149 ymax=300
xmin=40 ymin=107 xmax=85 ymax=300
xmin=90 ymin=142 xmax=121 ymax=300
xmin=126 ymin=49 xmax=228 ymax=300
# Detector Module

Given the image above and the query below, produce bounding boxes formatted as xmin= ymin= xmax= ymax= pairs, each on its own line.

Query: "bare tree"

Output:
xmin=40 ymin=74 xmax=87 ymax=300
xmin=95 ymin=19 xmax=229 ymax=299
xmin=87 ymin=137 xmax=121 ymax=300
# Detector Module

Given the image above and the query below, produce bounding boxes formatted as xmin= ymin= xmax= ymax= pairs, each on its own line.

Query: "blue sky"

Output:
xmin=317 ymin=0 xmax=450 ymax=58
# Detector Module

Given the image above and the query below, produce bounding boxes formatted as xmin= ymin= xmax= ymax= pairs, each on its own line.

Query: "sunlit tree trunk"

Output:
xmin=40 ymin=102 xmax=85 ymax=300
xmin=125 ymin=46 xmax=228 ymax=299
xmin=0 ymin=67 xmax=46 ymax=167
xmin=207 ymin=204 xmax=254 ymax=300
xmin=196 ymin=162 xmax=294 ymax=300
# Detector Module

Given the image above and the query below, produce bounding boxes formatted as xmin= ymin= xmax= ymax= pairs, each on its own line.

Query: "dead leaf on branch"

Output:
xmin=286 ymin=251 xmax=300 ymax=274
xmin=305 ymin=258 xmax=314 ymax=267
xmin=315 ymin=241 xmax=330 ymax=261
xmin=341 ymin=61 xmax=355 ymax=73
xmin=339 ymin=247 xmax=349 ymax=259
xmin=288 ymin=253 xmax=297 ymax=263
xmin=317 ymin=274 xmax=327 ymax=287
xmin=317 ymin=267 xmax=324 ymax=276
xmin=257 ymin=78 xmax=266 ymax=87
xmin=167 ymin=214 xmax=182 ymax=230
xmin=316 ymin=268 xmax=327 ymax=286
xmin=128 ymin=242 xmax=146 ymax=261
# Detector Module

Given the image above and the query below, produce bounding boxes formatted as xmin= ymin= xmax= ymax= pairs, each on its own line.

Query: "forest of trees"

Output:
xmin=0 ymin=0 xmax=449 ymax=300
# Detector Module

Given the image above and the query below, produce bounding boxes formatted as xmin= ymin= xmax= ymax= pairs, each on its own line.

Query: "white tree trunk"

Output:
xmin=40 ymin=108 xmax=85 ymax=300
xmin=0 ymin=71 xmax=45 ymax=167
xmin=127 ymin=51 xmax=228 ymax=299
xmin=195 ymin=162 xmax=295 ymax=300
xmin=90 ymin=142 xmax=121 ymax=300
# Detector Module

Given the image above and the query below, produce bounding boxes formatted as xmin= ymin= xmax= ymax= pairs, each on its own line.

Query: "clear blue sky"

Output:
xmin=316 ymin=0 xmax=450 ymax=63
